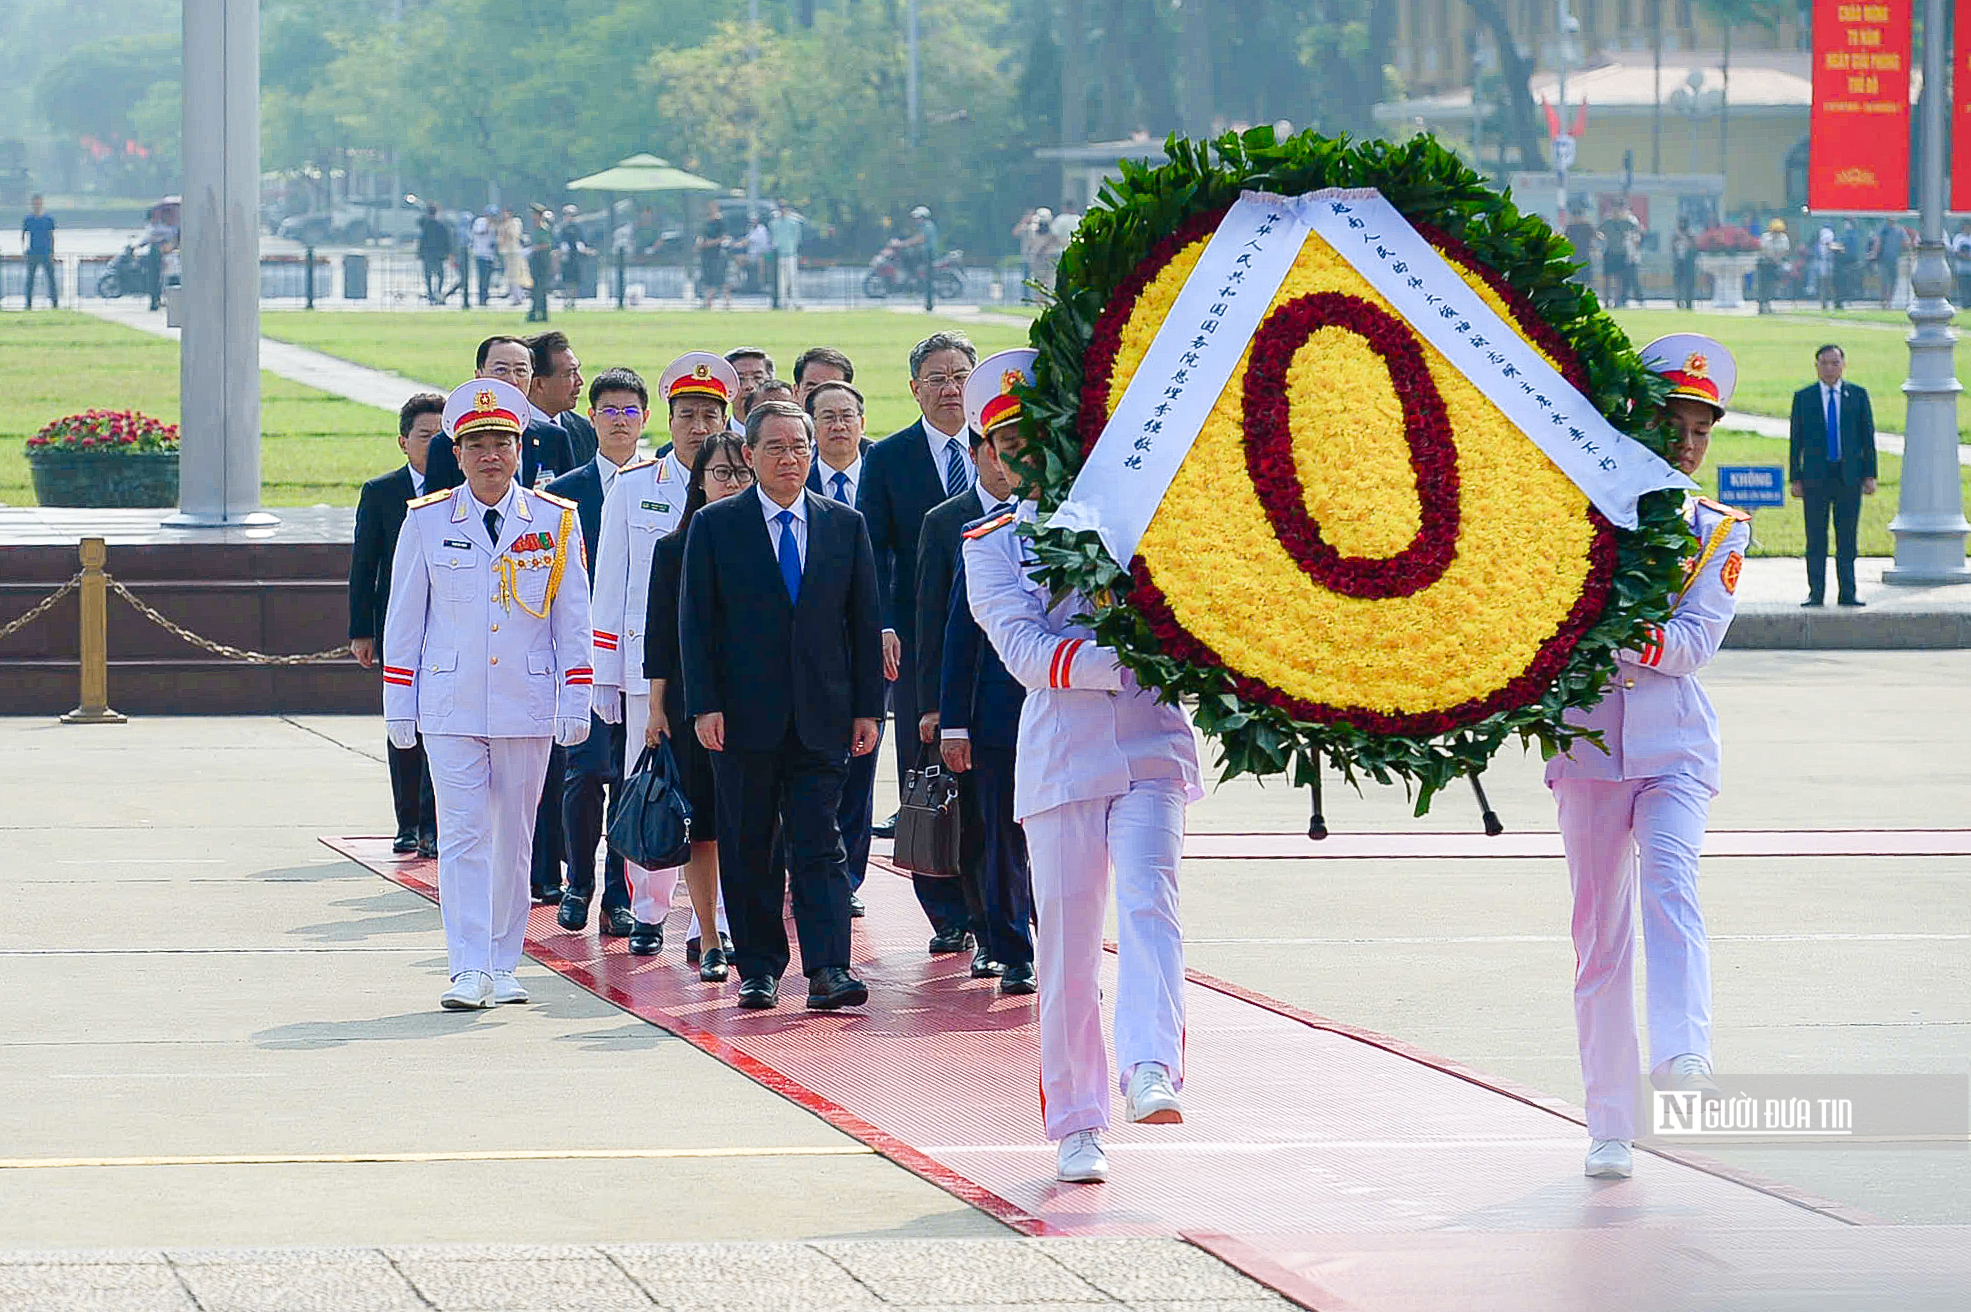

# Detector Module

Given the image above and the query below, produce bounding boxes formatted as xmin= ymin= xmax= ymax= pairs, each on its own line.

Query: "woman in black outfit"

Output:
xmin=642 ymin=432 xmax=752 ymax=982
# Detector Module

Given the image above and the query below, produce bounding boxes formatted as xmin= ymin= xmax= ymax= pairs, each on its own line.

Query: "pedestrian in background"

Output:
xmin=769 ymin=201 xmax=802 ymax=309
xmin=498 ymin=207 xmax=527 ymax=306
xmin=417 ymin=203 xmax=452 ymax=305
xmin=1671 ymin=220 xmax=1697 ymax=310
xmin=1756 ymin=219 xmax=1789 ymax=314
xmin=698 ymin=201 xmax=730 ymax=310
xmin=1789 ymin=344 xmax=1877 ymax=608
xmin=470 ymin=208 xmax=498 ymax=306
xmin=19 ymin=195 xmax=57 ymax=309
xmin=526 ymin=205 xmax=555 ymax=323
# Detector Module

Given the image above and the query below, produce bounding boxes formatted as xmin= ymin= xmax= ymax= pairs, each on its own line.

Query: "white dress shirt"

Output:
xmin=594 ymin=449 xmax=623 ymax=498
xmin=923 ymin=418 xmax=974 ymax=494
xmin=817 ymin=453 xmax=864 ymax=507
xmin=408 ymin=464 xmax=426 ymax=498
xmin=761 ymin=488 xmax=809 ymax=571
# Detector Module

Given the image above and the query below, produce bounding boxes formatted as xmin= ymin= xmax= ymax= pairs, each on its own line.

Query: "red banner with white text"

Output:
xmin=1809 ymin=0 xmax=1911 ymax=211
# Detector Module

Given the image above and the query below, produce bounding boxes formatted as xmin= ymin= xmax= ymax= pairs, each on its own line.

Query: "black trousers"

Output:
xmin=475 ymin=257 xmax=495 ymax=305
xmin=972 ymin=744 xmax=1034 ymax=967
xmin=711 ymin=728 xmax=852 ymax=982
xmin=422 ymin=258 xmax=446 ymax=303
xmin=386 ymin=735 xmax=437 ymax=840
xmin=561 ymin=713 xmax=629 ymax=910
xmin=531 ymin=744 xmax=566 ymax=897
xmin=25 ymin=255 xmax=57 ymax=308
xmin=527 ymin=260 xmax=551 ymax=321
xmin=839 ymin=714 xmax=881 ymax=891
xmin=1802 ymin=480 xmax=1864 ymax=602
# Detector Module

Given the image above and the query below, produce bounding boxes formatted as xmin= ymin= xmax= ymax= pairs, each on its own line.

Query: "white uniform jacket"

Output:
xmin=1546 ymin=497 xmax=1750 ymax=795
xmin=963 ymin=501 xmax=1202 ymax=822
xmin=590 ymin=453 xmax=687 ymax=695
xmin=382 ymin=482 xmax=595 ymax=737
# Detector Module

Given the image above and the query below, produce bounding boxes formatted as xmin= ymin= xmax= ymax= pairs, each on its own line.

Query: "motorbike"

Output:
xmin=864 ymin=238 xmax=964 ymax=300
xmin=95 ymin=239 xmax=152 ymax=299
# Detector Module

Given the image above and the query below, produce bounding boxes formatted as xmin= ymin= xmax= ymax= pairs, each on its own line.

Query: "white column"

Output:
xmin=1885 ymin=0 xmax=1968 ymax=583
xmin=166 ymin=0 xmax=277 ymax=529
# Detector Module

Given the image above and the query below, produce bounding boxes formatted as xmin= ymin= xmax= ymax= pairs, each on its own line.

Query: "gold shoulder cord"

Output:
xmin=1674 ymin=515 xmax=1737 ymax=606
xmin=495 ymin=507 xmax=576 ymax=619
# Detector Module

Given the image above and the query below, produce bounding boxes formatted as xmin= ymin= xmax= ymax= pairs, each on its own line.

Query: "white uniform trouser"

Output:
xmin=1553 ymin=774 xmax=1714 ymax=1141
xmin=425 ymin=734 xmax=553 ymax=979
xmin=1022 ymin=778 xmax=1188 ymax=1141
xmin=622 ymin=692 xmax=724 ymax=937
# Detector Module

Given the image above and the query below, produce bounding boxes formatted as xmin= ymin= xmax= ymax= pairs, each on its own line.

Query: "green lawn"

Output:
xmin=258 ymin=308 xmax=1033 ymax=446
xmin=0 ymin=312 xmax=394 ymax=507
xmin=1607 ymin=308 xmax=1971 ymax=439
xmin=1697 ymin=429 xmax=1971 ymax=557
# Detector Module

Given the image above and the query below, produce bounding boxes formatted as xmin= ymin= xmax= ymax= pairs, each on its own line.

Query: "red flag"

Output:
xmin=1571 ymin=99 xmax=1589 ymax=138
xmin=1540 ymin=96 xmax=1562 ymax=138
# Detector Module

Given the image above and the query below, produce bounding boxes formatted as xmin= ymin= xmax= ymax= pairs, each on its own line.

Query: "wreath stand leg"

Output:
xmin=1469 ymin=772 xmax=1504 ymax=837
xmin=1306 ymin=761 xmax=1328 ymax=841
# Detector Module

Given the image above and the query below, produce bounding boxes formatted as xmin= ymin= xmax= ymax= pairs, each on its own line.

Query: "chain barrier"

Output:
xmin=103 ymin=576 xmax=352 ymax=665
xmin=0 ymin=574 xmax=82 ymax=643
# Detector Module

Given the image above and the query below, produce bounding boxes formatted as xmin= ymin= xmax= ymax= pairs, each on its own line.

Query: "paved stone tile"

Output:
xmin=1032 ymin=1239 xmax=1281 ymax=1302
xmin=174 ymin=1255 xmax=426 ymax=1312
xmin=0 ymin=1250 xmax=167 ymax=1266
xmin=813 ymin=1239 xmax=1112 ymax=1304
xmin=0 ymin=1263 xmax=194 ymax=1312
xmin=395 ymin=1256 xmax=653 ymax=1310
xmin=602 ymin=1243 xmax=882 ymax=1311
xmin=382 ymin=1244 xmax=607 ymax=1263
xmin=1130 ymin=1300 xmax=1301 ymax=1311
xmin=165 ymin=1247 xmax=391 ymax=1265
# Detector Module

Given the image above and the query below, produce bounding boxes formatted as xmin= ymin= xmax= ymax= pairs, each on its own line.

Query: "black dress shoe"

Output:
xmin=1838 ymin=597 xmax=1865 ymax=607
xmin=600 ymin=906 xmax=637 ymax=937
xmin=848 ymin=892 xmax=866 ymax=918
xmin=628 ymin=922 xmax=664 ymax=956
xmin=927 ymin=926 xmax=974 ymax=954
xmin=556 ymin=894 xmax=590 ymax=930
xmin=416 ymin=832 xmax=437 ymax=859
xmin=699 ymin=946 xmax=730 ymax=983
xmin=737 ymin=976 xmax=779 ymax=1009
xmin=1802 ymin=597 xmax=1825 ymax=608
xmin=999 ymin=961 xmax=1038 ymax=994
xmin=971 ymin=944 xmax=1004 ymax=978
xmin=806 ymin=966 xmax=869 ymax=1010
xmin=871 ymin=812 xmax=898 ymax=839
xmin=533 ymin=887 xmax=564 ymax=907
xmin=391 ymin=830 xmax=419 ymax=854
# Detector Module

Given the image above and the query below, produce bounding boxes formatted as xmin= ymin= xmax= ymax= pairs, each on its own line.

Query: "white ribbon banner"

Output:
xmin=1050 ymin=192 xmax=1310 ymax=566
xmin=1297 ymin=188 xmax=1691 ymax=528
xmin=1052 ymin=188 xmax=1692 ymax=565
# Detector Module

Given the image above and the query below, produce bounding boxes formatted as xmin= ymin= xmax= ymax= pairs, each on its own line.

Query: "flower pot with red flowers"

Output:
xmin=25 ymin=410 xmax=181 ymax=508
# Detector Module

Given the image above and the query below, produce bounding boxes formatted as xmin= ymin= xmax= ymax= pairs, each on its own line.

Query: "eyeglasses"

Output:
xmin=757 ymin=441 xmax=810 ymax=460
xmin=916 ymin=370 xmax=972 ymax=392
xmin=812 ymin=409 xmax=862 ymax=426
xmin=706 ymin=465 xmax=754 ymax=486
xmin=595 ymin=405 xmax=644 ymax=420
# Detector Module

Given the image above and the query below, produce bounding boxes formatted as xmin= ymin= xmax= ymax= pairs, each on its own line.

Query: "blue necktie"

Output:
xmin=1825 ymin=388 xmax=1841 ymax=464
xmin=830 ymin=470 xmax=851 ymax=504
xmin=942 ymin=437 xmax=970 ymax=496
xmin=774 ymin=509 xmax=801 ymax=605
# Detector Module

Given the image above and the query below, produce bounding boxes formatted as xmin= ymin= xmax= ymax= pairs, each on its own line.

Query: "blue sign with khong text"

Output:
xmin=1715 ymin=465 xmax=1786 ymax=509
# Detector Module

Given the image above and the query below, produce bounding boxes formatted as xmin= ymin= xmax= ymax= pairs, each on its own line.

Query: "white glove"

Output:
xmin=554 ymin=716 xmax=591 ymax=747
xmin=387 ymin=719 xmax=418 ymax=750
xmin=592 ymin=685 xmax=622 ymax=724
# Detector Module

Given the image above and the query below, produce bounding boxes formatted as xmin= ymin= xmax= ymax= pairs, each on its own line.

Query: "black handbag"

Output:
xmin=893 ymin=744 xmax=963 ymax=878
xmin=607 ymin=739 xmax=694 ymax=870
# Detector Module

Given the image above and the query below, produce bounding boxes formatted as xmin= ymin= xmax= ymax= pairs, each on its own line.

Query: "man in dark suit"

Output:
xmin=1789 ymin=343 xmax=1878 ymax=607
xmin=911 ymin=424 xmax=1000 ymax=960
xmin=681 ymin=401 xmax=884 ymax=1012
xmin=529 ymin=330 xmax=598 ymax=466
xmin=544 ymin=367 xmax=648 ymax=936
xmin=350 ymin=392 xmax=446 ymax=857
xmin=422 ymin=336 xmax=577 ymax=494
xmin=805 ymin=379 xmax=878 ymax=912
xmin=855 ymin=332 xmax=979 ymax=839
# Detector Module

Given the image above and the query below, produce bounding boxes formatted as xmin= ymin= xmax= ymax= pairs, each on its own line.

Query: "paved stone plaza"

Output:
xmin=3 ymin=651 xmax=1967 ymax=1306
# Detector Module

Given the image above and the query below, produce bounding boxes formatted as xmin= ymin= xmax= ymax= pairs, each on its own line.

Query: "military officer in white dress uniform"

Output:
xmin=1547 ymin=333 xmax=1749 ymax=1179
xmin=591 ymin=352 xmax=737 ymax=953
xmin=960 ymin=350 xmax=1203 ymax=1185
xmin=384 ymin=379 xmax=595 ymax=1010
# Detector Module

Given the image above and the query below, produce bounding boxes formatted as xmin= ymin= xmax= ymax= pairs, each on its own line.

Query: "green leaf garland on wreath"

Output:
xmin=1015 ymin=127 xmax=1692 ymax=814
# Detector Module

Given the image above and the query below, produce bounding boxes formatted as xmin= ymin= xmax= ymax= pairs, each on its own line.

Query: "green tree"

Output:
xmin=31 ymin=34 xmax=179 ymax=147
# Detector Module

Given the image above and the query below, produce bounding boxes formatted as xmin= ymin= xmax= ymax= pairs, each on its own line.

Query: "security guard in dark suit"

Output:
xmin=1788 ymin=343 xmax=1878 ymax=607
xmin=350 ymin=393 xmax=447 ymax=856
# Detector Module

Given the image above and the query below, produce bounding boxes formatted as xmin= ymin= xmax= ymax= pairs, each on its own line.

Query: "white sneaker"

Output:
xmin=1056 ymin=1129 xmax=1109 ymax=1183
xmin=1124 ymin=1063 xmax=1183 ymax=1124
xmin=1664 ymin=1052 xmax=1720 ymax=1096
xmin=1584 ymin=1138 xmax=1634 ymax=1179
xmin=440 ymin=970 xmax=494 ymax=1010
xmin=490 ymin=971 xmax=529 ymax=1004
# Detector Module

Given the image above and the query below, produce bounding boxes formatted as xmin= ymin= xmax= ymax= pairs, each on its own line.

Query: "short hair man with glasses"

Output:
xmin=805 ymin=380 xmax=879 ymax=911
xmin=680 ymin=400 xmax=884 ymax=1012
xmin=421 ymin=335 xmax=576 ymax=495
xmin=591 ymin=352 xmax=740 ymax=955
xmin=856 ymin=331 xmax=981 ymax=944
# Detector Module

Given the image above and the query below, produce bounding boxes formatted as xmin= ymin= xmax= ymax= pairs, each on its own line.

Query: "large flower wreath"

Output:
xmin=1019 ymin=129 xmax=1693 ymax=812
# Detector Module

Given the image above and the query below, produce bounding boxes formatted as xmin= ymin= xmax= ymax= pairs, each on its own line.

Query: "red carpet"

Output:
xmin=323 ymin=832 xmax=1885 ymax=1308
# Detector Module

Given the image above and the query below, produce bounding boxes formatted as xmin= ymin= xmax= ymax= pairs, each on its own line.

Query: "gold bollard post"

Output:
xmin=62 ymin=538 xmax=126 ymax=725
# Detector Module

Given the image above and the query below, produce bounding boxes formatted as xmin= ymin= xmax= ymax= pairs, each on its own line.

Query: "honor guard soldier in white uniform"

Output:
xmin=384 ymin=379 xmax=594 ymax=1010
xmin=1547 ymin=334 xmax=1749 ymax=1179
xmin=591 ymin=353 xmax=738 ymax=952
xmin=960 ymin=350 xmax=1203 ymax=1185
